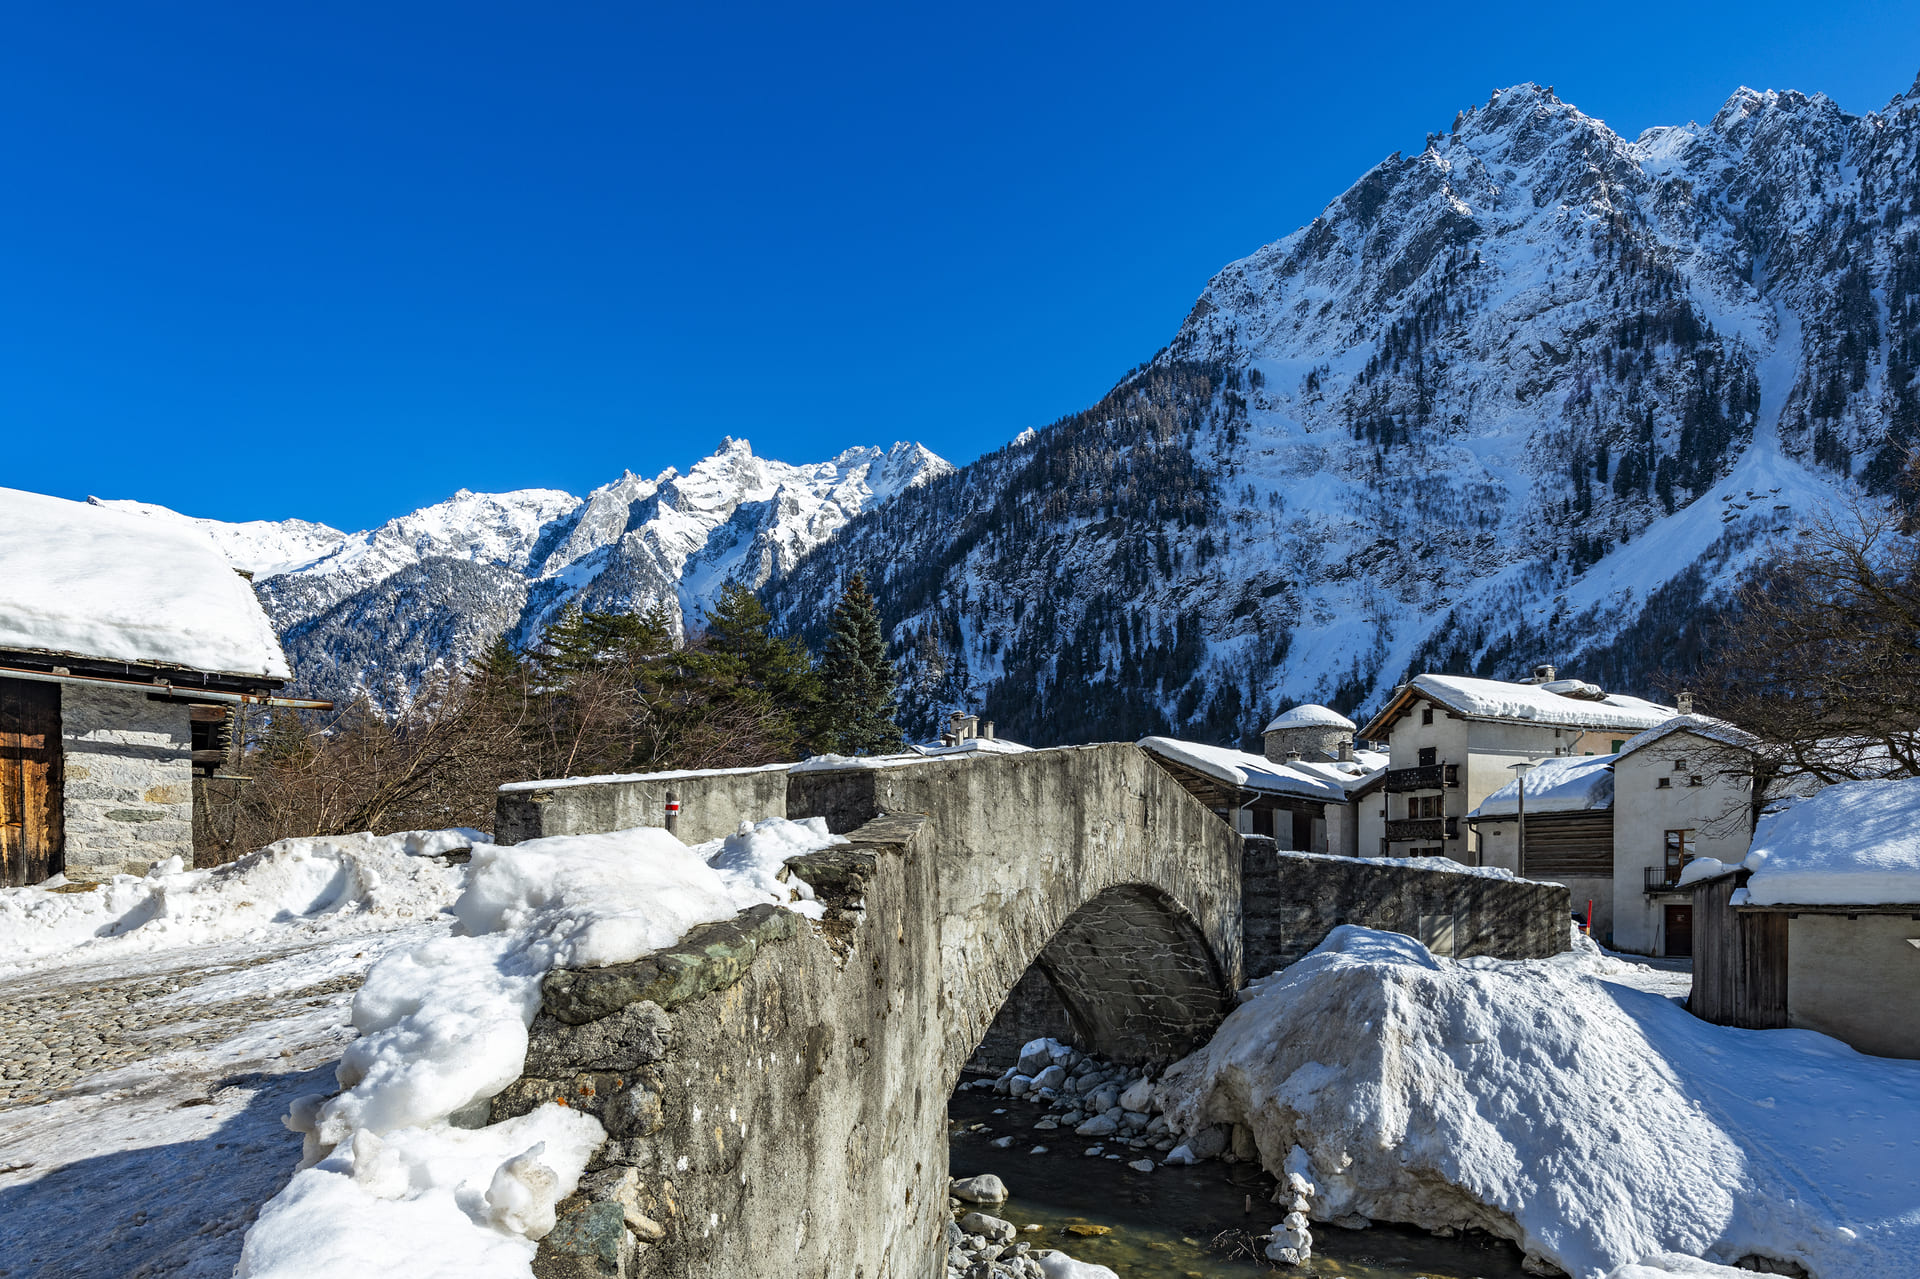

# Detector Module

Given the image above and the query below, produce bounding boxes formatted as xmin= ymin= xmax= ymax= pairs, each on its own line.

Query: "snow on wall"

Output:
xmin=0 ymin=487 xmax=290 ymax=678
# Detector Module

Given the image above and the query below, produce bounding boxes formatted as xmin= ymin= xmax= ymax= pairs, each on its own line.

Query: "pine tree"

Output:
xmin=819 ymin=572 xmax=904 ymax=754
xmin=683 ymin=581 xmax=825 ymax=760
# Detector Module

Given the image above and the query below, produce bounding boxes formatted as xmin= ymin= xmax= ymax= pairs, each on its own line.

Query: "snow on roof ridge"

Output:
xmin=1468 ymin=753 xmax=1618 ymax=817
xmin=1409 ymin=673 xmax=1675 ymax=730
xmin=1138 ymin=736 xmax=1349 ymax=801
xmin=1614 ymin=713 xmax=1754 ymax=760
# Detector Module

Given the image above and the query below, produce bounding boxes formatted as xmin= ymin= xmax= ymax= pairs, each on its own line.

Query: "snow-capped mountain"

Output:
xmin=100 ymin=438 xmax=951 ymax=708
xmin=766 ymin=74 xmax=1920 ymax=746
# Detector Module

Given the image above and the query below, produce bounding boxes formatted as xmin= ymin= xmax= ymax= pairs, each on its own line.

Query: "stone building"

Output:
xmin=0 ymin=488 xmax=315 ymax=884
xmin=1260 ymin=703 xmax=1357 ymax=763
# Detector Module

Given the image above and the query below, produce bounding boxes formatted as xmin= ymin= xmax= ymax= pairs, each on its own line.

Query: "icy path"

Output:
xmin=0 ymin=922 xmax=449 ymax=1279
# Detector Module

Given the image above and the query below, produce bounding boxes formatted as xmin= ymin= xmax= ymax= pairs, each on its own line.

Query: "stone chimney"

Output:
xmin=982 ymin=721 xmax=995 ymax=740
xmin=1338 ymin=740 xmax=1354 ymax=762
xmin=1676 ymin=691 xmax=1694 ymax=716
xmin=1529 ymin=663 xmax=1557 ymax=683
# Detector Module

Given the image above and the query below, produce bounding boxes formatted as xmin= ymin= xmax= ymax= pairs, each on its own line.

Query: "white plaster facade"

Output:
xmin=59 ymin=684 xmax=195 ymax=878
xmin=1610 ymin=728 xmax=1753 ymax=955
xmin=1785 ymin=914 xmax=1920 ymax=1059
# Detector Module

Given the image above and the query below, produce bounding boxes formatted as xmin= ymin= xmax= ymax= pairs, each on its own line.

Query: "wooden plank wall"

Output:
xmin=1520 ymin=810 xmax=1614 ymax=878
xmin=1690 ymin=873 xmax=1789 ymax=1029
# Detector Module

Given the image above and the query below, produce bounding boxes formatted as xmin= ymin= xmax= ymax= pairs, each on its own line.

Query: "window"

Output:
xmin=1413 ymin=846 xmax=1446 ymax=858
xmin=1611 ymin=739 xmax=1625 ymax=752
xmin=1674 ymin=758 xmax=1687 ymax=769
xmin=1688 ymin=774 xmax=1703 ymax=787
xmin=1411 ymin=795 xmax=1445 ymax=819
xmin=1418 ymin=746 xmax=1437 ymax=767
xmin=1657 ymin=777 xmax=1671 ymax=789
xmin=1664 ymin=829 xmax=1695 ymax=877
xmin=1421 ymin=707 xmax=1434 ymax=726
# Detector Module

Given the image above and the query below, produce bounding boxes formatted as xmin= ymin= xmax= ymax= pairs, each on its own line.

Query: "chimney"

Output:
xmin=982 ymin=721 xmax=994 ymax=740
xmin=1338 ymin=739 xmax=1354 ymax=762
xmin=1676 ymin=691 xmax=1694 ymax=716
xmin=1286 ymin=751 xmax=1303 ymax=763
xmin=1533 ymin=663 xmax=1556 ymax=683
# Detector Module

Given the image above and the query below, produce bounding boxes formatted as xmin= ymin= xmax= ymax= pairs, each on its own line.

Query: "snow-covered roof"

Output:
xmin=1469 ymin=754 xmax=1617 ymax=817
xmin=1738 ymin=777 xmax=1920 ymax=905
xmin=1365 ymin=674 xmax=1675 ymax=738
xmin=1137 ymin=737 xmax=1354 ymax=801
xmin=1614 ymin=714 xmax=1754 ymax=761
xmin=1262 ymin=703 xmax=1356 ymax=734
xmin=0 ymin=487 xmax=290 ymax=680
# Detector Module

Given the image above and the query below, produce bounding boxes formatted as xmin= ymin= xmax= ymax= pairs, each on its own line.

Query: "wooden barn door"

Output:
xmin=0 ymin=677 xmax=63 ymax=886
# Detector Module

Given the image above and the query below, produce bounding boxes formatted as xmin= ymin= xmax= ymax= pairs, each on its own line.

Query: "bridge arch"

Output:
xmin=494 ymin=742 xmax=1242 ymax=1279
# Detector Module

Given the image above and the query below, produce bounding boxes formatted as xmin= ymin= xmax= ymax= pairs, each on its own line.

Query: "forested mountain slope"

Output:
xmin=766 ymin=76 xmax=1920 ymax=746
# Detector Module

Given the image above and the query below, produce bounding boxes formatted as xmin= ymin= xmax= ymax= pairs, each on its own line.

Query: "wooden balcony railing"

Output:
xmin=1383 ymin=763 xmax=1459 ymax=793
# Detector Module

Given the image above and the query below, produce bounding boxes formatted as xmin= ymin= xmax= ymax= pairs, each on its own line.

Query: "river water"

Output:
xmin=948 ymin=1090 xmax=1533 ymax=1279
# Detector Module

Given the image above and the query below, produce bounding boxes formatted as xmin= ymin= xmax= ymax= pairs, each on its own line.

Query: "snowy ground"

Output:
xmin=0 ymin=923 xmax=448 ymax=1278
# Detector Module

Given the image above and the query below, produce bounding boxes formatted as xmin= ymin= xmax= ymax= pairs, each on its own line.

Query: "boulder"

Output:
xmin=1117 ymin=1078 xmax=1154 ymax=1113
xmin=1073 ymin=1114 xmax=1119 ymax=1137
xmin=950 ymin=1174 xmax=1009 ymax=1203
xmin=959 ymin=1212 xmax=1017 ymax=1244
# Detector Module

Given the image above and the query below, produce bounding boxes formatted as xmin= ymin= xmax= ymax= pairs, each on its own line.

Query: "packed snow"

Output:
xmin=0 ymin=486 xmax=290 ymax=678
xmin=1156 ymin=925 xmax=1920 ymax=1279
xmin=1721 ymin=777 xmax=1920 ymax=905
xmin=1470 ymin=754 xmax=1617 ymax=816
xmin=497 ymin=760 xmax=793 ymax=793
xmin=238 ymin=816 xmax=842 ymax=1278
xmin=1402 ymin=675 xmax=1674 ymax=732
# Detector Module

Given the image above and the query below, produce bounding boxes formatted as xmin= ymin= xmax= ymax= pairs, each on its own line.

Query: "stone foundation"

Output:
xmin=59 ymin=685 xmax=193 ymax=878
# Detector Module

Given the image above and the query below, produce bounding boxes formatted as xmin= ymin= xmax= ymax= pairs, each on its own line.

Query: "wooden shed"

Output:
xmin=1688 ymin=867 xmax=1789 ymax=1029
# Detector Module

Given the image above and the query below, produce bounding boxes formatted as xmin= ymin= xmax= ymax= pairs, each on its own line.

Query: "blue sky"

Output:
xmin=5 ymin=2 xmax=1918 ymax=531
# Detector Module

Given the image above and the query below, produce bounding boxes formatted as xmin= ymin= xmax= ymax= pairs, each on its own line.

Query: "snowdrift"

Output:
xmin=0 ymin=828 xmax=482 ymax=971
xmin=238 ymin=817 xmax=842 ymax=1279
xmin=1156 ymin=926 xmax=1920 ymax=1279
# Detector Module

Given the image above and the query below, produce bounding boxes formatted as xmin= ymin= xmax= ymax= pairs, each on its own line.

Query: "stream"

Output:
xmin=948 ymin=1089 xmax=1534 ymax=1279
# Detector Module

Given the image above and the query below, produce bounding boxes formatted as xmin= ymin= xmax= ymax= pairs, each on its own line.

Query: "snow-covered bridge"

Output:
xmin=493 ymin=742 xmax=1244 ymax=1279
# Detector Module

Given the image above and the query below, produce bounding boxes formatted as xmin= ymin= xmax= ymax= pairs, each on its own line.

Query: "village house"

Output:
xmin=0 ymin=488 xmax=317 ymax=885
xmin=1686 ymin=776 xmax=1920 ymax=1060
xmin=1467 ymin=711 xmax=1760 ymax=954
xmin=1139 ymin=704 xmax=1384 ymax=855
xmin=1356 ymin=668 xmax=1675 ymax=864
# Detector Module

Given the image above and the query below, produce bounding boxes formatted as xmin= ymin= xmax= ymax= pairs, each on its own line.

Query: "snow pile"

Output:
xmin=0 ymin=486 xmax=290 ymax=677
xmin=1741 ymin=777 xmax=1920 ymax=905
xmin=1409 ymin=675 xmax=1674 ymax=731
xmin=1297 ymin=849 xmax=1517 ymax=880
xmin=238 ymin=816 xmax=842 ymax=1279
xmin=1470 ymin=754 xmax=1617 ymax=816
xmin=0 ymin=828 xmax=481 ymax=972
xmin=1137 ymin=736 xmax=1349 ymax=800
xmin=1156 ymin=925 xmax=1920 ymax=1279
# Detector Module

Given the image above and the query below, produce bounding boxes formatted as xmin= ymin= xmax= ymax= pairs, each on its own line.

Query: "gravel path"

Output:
xmin=0 ymin=923 xmax=446 ymax=1278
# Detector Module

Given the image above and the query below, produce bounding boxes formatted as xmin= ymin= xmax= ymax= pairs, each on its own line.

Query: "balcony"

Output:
xmin=1644 ymin=866 xmax=1689 ymax=894
xmin=1385 ymin=818 xmax=1445 ymax=843
xmin=1383 ymin=763 xmax=1459 ymax=793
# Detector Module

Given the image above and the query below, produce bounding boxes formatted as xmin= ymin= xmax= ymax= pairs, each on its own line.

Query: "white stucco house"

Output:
xmin=0 ymin=488 xmax=316 ymax=884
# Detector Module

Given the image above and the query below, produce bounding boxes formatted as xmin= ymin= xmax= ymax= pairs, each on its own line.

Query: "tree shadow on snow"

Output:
xmin=0 ymin=1062 xmax=335 ymax=1279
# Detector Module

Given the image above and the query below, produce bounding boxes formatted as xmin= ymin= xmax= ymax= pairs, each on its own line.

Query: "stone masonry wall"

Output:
xmin=496 ymin=765 xmax=791 ymax=846
xmin=1241 ymin=836 xmax=1570 ymax=978
xmin=60 ymin=685 xmax=194 ymax=877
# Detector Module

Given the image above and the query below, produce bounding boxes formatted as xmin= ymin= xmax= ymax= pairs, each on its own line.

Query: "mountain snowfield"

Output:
xmin=764 ymin=73 xmax=1920 ymax=745
xmin=96 ymin=438 xmax=951 ymax=708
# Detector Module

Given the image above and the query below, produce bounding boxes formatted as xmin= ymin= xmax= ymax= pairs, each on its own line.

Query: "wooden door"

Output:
xmin=0 ymin=677 xmax=63 ymax=886
xmin=1664 ymin=904 xmax=1693 ymax=958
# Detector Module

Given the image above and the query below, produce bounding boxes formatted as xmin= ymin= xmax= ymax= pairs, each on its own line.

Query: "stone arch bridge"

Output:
xmin=489 ymin=742 xmax=1566 ymax=1279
